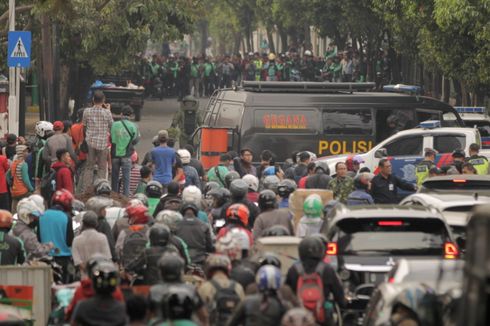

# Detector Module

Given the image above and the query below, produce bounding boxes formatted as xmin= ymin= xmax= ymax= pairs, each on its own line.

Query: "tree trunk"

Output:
xmin=266 ymin=27 xmax=275 ymax=54
xmin=442 ymin=75 xmax=450 ymax=103
xmin=461 ymin=82 xmax=469 ymax=106
xmin=233 ymin=31 xmax=242 ymax=55
xmin=278 ymin=26 xmax=288 ymax=53
xmin=452 ymin=79 xmax=462 ymax=106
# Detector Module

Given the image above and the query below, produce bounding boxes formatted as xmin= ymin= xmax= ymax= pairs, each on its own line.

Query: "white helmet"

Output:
xmin=35 ymin=121 xmax=53 ymax=138
xmin=182 ymin=186 xmax=202 ymax=209
xmin=304 ymin=50 xmax=312 ymax=56
xmin=242 ymin=174 xmax=259 ymax=192
xmin=177 ymin=149 xmax=191 ymax=164
xmin=17 ymin=198 xmax=42 ymax=224
xmin=28 ymin=194 xmax=45 ymax=213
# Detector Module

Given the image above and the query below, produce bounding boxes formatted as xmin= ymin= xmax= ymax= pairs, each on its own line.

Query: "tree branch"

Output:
xmin=0 ymin=4 xmax=35 ymax=26
xmin=96 ymin=0 xmax=112 ymax=11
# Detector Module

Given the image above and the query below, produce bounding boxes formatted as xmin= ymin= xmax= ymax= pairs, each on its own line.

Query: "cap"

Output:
xmin=53 ymin=121 xmax=64 ymax=131
xmin=353 ymin=155 xmax=364 ymax=164
xmin=158 ymin=130 xmax=168 ymax=141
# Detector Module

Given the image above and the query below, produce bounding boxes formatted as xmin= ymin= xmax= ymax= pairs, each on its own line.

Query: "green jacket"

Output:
xmin=328 ymin=176 xmax=354 ymax=203
xmin=110 ymin=119 xmax=139 ymax=158
xmin=207 ymin=165 xmax=229 ymax=187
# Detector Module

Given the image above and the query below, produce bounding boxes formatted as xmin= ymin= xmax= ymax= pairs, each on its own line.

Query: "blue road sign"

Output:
xmin=7 ymin=31 xmax=31 ymax=68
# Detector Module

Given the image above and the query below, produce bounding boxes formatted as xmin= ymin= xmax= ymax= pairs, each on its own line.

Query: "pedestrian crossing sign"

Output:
xmin=7 ymin=31 xmax=31 ymax=68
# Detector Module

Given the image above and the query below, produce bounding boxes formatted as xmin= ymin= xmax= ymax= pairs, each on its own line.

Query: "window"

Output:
xmin=433 ymin=135 xmax=465 ymax=153
xmin=384 ymin=136 xmax=423 ymax=156
xmin=323 ymin=109 xmax=373 ymax=135
xmin=217 ymin=102 xmax=243 ymax=127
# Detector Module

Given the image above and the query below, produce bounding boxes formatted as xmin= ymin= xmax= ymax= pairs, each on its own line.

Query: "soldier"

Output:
xmin=170 ymin=95 xmax=201 ymax=147
xmin=416 ymin=148 xmax=437 ymax=186
xmin=466 ymin=143 xmax=489 ymax=175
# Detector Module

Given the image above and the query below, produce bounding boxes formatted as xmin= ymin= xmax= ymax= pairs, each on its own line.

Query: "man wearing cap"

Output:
xmin=151 ymin=130 xmax=177 ymax=186
xmin=466 ymin=143 xmax=489 ymax=175
xmin=43 ymin=121 xmax=77 ymax=168
xmin=415 ymin=148 xmax=437 ymax=186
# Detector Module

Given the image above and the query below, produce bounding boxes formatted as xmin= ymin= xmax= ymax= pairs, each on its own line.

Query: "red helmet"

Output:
xmin=52 ymin=189 xmax=74 ymax=211
xmin=126 ymin=203 xmax=149 ymax=225
xmin=0 ymin=210 xmax=13 ymax=229
xmin=226 ymin=203 xmax=250 ymax=226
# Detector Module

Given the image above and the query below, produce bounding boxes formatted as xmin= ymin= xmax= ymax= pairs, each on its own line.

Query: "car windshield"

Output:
xmin=335 ymin=218 xmax=448 ymax=255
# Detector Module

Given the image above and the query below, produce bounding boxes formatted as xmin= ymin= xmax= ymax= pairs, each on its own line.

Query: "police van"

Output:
xmin=445 ymin=107 xmax=490 ymax=149
xmin=195 ymin=81 xmax=463 ymax=169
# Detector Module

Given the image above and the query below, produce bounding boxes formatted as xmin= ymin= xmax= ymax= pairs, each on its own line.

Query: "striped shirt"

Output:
xmin=118 ymin=164 xmax=142 ymax=195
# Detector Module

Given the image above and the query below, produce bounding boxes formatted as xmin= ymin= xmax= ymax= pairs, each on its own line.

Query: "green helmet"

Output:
xmin=181 ymin=95 xmax=199 ymax=111
xmin=303 ymin=194 xmax=323 ymax=218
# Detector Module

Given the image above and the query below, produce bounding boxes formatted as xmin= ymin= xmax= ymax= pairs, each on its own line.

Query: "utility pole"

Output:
xmin=8 ymin=0 xmax=20 ymax=136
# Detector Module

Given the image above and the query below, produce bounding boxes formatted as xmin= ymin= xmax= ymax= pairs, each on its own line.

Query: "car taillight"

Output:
xmin=326 ymin=242 xmax=338 ymax=256
xmin=378 ymin=220 xmax=403 ymax=226
xmin=444 ymin=242 xmax=459 ymax=259
xmin=452 ymin=179 xmax=466 ymax=183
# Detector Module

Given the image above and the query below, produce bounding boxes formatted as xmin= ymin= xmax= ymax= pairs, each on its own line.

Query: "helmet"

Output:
xmin=180 ymin=202 xmax=199 ymax=216
xmin=28 ymin=194 xmax=45 ymax=213
xmin=268 ymin=53 xmax=276 ymax=61
xmin=0 ymin=210 xmax=13 ymax=229
xmin=72 ymin=199 xmax=85 ymax=213
xmin=263 ymin=175 xmax=280 ymax=193
xmin=277 ymin=179 xmax=297 ymax=198
xmin=86 ymin=254 xmax=112 ymax=279
xmin=91 ymin=260 xmax=119 ymax=295
xmin=149 ymin=224 xmax=171 ymax=247
xmin=256 ymin=265 xmax=282 ymax=292
xmin=298 ymin=236 xmax=325 ymax=261
xmin=85 ymin=196 xmax=113 ymax=217
xmin=229 ymin=179 xmax=248 ymax=200
xmin=162 ymin=285 xmax=195 ymax=320
xmin=204 ymin=254 xmax=231 ymax=278
xmin=216 ymin=232 xmax=242 ymax=261
xmin=52 ymin=189 xmax=74 ymax=211
xmin=452 ymin=149 xmax=466 ymax=158
xmin=155 ymin=210 xmax=183 ymax=232
xmin=132 ymin=193 xmax=149 ymax=207
xmin=126 ymin=203 xmax=149 ymax=225
xmin=314 ymin=160 xmax=330 ymax=174
xmin=35 ymin=121 xmax=53 ymax=138
xmin=258 ymin=252 xmax=281 ymax=268
xmin=258 ymin=189 xmax=277 ymax=211
xmin=281 ymin=308 xmax=316 ymax=326
xmin=303 ymin=194 xmax=323 ymax=218
xmin=94 ymin=179 xmax=111 ymax=196
xmin=177 ymin=149 xmax=191 ymax=164
xmin=224 ymin=171 xmax=240 ymax=189
xmin=146 ymin=180 xmax=163 ymax=198
xmin=17 ymin=199 xmax=42 ymax=225
xmin=182 ymin=186 xmax=202 ymax=208
xmin=323 ymin=199 xmax=340 ymax=218
xmin=228 ymin=227 xmax=252 ymax=251
xmin=226 ymin=203 xmax=250 ymax=226
xmin=261 ymin=225 xmax=291 ymax=237
xmin=242 ymin=174 xmax=259 ymax=192
xmin=204 ymin=181 xmax=220 ymax=196
xmin=158 ymin=252 xmax=185 ymax=282
xmin=304 ymin=50 xmax=312 ymax=56
xmin=208 ymin=188 xmax=231 ymax=207
xmin=391 ymin=284 xmax=439 ymax=325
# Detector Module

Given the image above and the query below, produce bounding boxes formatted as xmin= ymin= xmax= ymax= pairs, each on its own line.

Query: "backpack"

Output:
xmin=295 ymin=262 xmax=326 ymax=323
xmin=183 ymin=109 xmax=197 ymax=135
xmin=40 ymin=168 xmax=57 ymax=202
xmin=209 ymin=279 xmax=241 ymax=326
xmin=121 ymin=227 xmax=148 ymax=268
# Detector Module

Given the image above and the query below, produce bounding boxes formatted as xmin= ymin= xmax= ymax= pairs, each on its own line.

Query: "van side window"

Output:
xmin=433 ymin=135 xmax=466 ymax=153
xmin=384 ymin=136 xmax=423 ymax=156
xmin=323 ymin=109 xmax=373 ymax=135
xmin=217 ymin=102 xmax=243 ymax=127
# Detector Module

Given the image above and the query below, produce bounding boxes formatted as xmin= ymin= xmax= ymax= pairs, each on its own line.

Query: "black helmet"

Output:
xmin=86 ymin=254 xmax=112 ymax=279
xmin=94 ymin=179 xmax=111 ymax=196
xmin=204 ymin=181 xmax=220 ymax=196
xmin=146 ymin=180 xmax=163 ymax=198
xmin=452 ymin=149 xmax=466 ymax=158
xmin=224 ymin=171 xmax=240 ymax=189
xmin=90 ymin=260 xmax=119 ymax=295
xmin=263 ymin=175 xmax=280 ymax=193
xmin=277 ymin=179 xmax=297 ymax=198
xmin=158 ymin=252 xmax=185 ymax=282
xmin=262 ymin=225 xmax=291 ymax=237
xmin=258 ymin=252 xmax=281 ymax=269
xmin=314 ymin=160 xmax=330 ymax=174
xmin=149 ymin=224 xmax=171 ymax=247
xmin=298 ymin=236 xmax=325 ymax=261
xmin=180 ymin=202 xmax=199 ymax=216
xmin=230 ymin=179 xmax=248 ymax=200
xmin=162 ymin=285 xmax=195 ymax=320
xmin=258 ymin=189 xmax=277 ymax=211
xmin=208 ymin=188 xmax=231 ymax=207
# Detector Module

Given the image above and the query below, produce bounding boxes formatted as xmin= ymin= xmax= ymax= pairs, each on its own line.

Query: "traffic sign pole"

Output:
xmin=8 ymin=0 xmax=18 ymax=136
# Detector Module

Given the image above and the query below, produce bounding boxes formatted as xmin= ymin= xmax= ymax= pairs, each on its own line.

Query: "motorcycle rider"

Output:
xmin=305 ymin=161 xmax=332 ymax=189
xmin=296 ymin=194 xmax=324 ymax=237
xmin=242 ymin=174 xmax=260 ymax=203
xmin=346 ymin=173 xmax=374 ymax=206
xmin=154 ymin=209 xmax=191 ymax=266
xmin=153 ymin=181 xmax=181 ymax=217
xmin=220 ymin=179 xmax=259 ymax=228
xmin=253 ymin=190 xmax=294 ymax=240
xmin=281 ymin=308 xmax=316 ymax=326
xmin=0 ymin=210 xmax=25 ymax=265
xmin=277 ymin=179 xmax=297 ymax=208
xmin=207 ymin=187 xmax=231 ymax=231
xmin=116 ymin=202 xmax=150 ymax=266
xmin=145 ymin=180 xmax=164 ymax=217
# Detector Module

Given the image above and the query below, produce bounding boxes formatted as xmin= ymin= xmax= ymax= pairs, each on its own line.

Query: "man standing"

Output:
xmin=43 ymin=121 xmax=77 ymax=166
xmin=82 ymin=90 xmax=113 ymax=186
xmin=415 ymin=148 xmax=437 ymax=186
xmin=233 ymin=149 xmax=257 ymax=177
xmin=110 ymin=106 xmax=139 ymax=196
xmin=328 ymin=162 xmax=354 ymax=203
xmin=466 ymin=143 xmax=489 ymax=175
xmin=151 ymin=130 xmax=176 ymax=187
xmin=52 ymin=149 xmax=75 ymax=194
xmin=371 ymin=159 xmax=416 ymax=204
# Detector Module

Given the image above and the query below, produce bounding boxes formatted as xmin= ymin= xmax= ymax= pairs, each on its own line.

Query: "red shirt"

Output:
xmin=52 ymin=161 xmax=74 ymax=194
xmin=0 ymin=155 xmax=9 ymax=193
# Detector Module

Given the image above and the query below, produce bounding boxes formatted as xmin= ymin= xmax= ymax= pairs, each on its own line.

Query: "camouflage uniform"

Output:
xmin=171 ymin=95 xmax=202 ymax=147
xmin=328 ymin=176 xmax=355 ymax=203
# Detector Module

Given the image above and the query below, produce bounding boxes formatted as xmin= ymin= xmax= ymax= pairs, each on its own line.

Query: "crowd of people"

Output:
xmin=141 ymin=46 xmax=391 ymax=100
xmin=0 ymin=88 xmax=484 ymax=325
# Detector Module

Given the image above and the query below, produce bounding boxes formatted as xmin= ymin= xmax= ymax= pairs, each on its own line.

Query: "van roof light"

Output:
xmin=419 ymin=120 xmax=441 ymax=129
xmin=454 ymin=107 xmax=486 ymax=114
xmin=242 ymin=81 xmax=375 ymax=93
xmin=383 ymin=84 xmax=422 ymax=95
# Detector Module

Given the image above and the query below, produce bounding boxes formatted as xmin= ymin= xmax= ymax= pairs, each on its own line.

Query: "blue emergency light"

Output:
xmin=383 ymin=84 xmax=422 ymax=95
xmin=454 ymin=107 xmax=486 ymax=114
xmin=419 ymin=120 xmax=441 ymax=129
